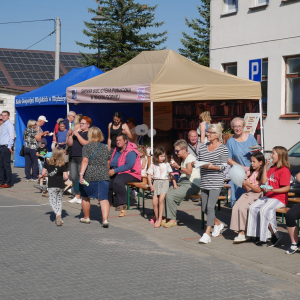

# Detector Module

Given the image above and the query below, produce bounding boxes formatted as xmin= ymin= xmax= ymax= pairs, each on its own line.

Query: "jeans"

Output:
xmin=24 ymin=148 xmax=38 ymax=180
xmin=38 ymin=159 xmax=44 ymax=174
xmin=70 ymin=156 xmax=82 ymax=195
xmin=0 ymin=146 xmax=12 ymax=185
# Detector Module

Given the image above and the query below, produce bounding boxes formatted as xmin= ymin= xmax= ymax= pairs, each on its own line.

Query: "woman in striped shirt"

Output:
xmin=195 ymin=123 xmax=228 ymax=244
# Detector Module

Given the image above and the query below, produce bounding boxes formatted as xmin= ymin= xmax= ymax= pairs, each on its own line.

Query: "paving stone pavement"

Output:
xmin=1 ymin=193 xmax=300 ymax=300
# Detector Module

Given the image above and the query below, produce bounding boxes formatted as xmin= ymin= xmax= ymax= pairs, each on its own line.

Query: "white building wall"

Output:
xmin=0 ymin=91 xmax=21 ymax=124
xmin=210 ymin=0 xmax=300 ymax=151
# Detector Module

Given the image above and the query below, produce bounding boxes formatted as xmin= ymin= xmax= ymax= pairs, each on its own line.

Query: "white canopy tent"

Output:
xmin=66 ymin=50 xmax=263 ymax=154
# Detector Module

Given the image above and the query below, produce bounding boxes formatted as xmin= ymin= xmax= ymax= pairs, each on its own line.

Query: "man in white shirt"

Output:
xmin=0 ymin=111 xmax=14 ymax=188
xmin=187 ymin=130 xmax=201 ymax=158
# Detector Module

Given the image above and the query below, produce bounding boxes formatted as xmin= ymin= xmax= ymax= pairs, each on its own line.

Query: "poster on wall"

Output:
xmin=244 ymin=113 xmax=260 ymax=135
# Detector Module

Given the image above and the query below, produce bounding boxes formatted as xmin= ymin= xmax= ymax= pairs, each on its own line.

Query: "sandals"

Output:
xmin=149 ymin=217 xmax=156 ymax=224
xmin=119 ymin=210 xmax=126 ymax=217
xmin=163 ymin=221 xmax=177 ymax=228
xmin=115 ymin=204 xmax=127 ymax=211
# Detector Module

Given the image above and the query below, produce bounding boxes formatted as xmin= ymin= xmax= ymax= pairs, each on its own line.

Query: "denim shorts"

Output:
xmin=80 ymin=180 xmax=109 ymax=200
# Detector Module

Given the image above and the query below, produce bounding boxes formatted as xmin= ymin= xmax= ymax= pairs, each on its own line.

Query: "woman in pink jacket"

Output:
xmin=108 ymin=133 xmax=141 ymax=216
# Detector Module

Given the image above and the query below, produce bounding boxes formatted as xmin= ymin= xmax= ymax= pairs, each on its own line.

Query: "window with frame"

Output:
xmin=286 ymin=56 xmax=300 ymax=114
xmin=224 ymin=0 xmax=238 ymax=13
xmin=255 ymin=0 xmax=268 ymax=5
xmin=261 ymin=59 xmax=268 ymax=115
xmin=224 ymin=63 xmax=237 ymax=76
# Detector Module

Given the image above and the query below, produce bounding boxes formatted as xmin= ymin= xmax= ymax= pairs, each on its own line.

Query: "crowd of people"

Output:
xmin=0 ymin=109 xmax=300 ymax=255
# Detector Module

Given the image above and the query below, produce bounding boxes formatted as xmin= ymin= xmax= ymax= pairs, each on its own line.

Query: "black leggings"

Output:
xmin=286 ymin=203 xmax=300 ymax=227
xmin=108 ymin=173 xmax=140 ymax=206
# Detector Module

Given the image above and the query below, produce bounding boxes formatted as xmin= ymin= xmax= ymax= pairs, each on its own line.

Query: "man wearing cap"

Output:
xmin=36 ymin=116 xmax=49 ymax=146
xmin=0 ymin=111 xmax=14 ymax=188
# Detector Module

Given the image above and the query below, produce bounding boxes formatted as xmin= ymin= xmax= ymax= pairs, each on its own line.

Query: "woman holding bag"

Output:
xmin=79 ymin=127 xmax=111 ymax=227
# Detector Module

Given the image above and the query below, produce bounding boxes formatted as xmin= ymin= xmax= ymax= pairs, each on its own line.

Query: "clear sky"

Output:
xmin=0 ymin=0 xmax=201 ymax=54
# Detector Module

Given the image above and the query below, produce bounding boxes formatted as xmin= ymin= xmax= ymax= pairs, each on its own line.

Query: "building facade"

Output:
xmin=210 ymin=0 xmax=300 ymax=151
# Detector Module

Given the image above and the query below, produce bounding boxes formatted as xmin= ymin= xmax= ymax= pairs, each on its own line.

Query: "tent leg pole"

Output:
xmin=150 ymin=102 xmax=153 ymax=162
xmin=259 ymin=99 xmax=264 ymax=153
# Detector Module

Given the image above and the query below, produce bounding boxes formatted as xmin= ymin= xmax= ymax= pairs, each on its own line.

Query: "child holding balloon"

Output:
xmin=247 ymin=146 xmax=291 ymax=246
xmin=230 ymin=152 xmax=265 ymax=243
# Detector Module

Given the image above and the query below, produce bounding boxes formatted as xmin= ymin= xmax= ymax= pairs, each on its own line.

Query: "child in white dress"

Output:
xmin=147 ymin=147 xmax=176 ymax=228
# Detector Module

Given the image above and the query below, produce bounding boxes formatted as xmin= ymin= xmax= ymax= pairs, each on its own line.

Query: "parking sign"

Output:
xmin=249 ymin=59 xmax=262 ymax=82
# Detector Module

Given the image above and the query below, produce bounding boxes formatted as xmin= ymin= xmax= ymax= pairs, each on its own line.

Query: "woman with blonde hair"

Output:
xmin=195 ymin=123 xmax=228 ymax=243
xmin=198 ymin=111 xmax=211 ymax=143
xmin=23 ymin=119 xmax=45 ymax=182
xmin=79 ymin=126 xmax=111 ymax=227
xmin=73 ymin=114 xmax=83 ymax=131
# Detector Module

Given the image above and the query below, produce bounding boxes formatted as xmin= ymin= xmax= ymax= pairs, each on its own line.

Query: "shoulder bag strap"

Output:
xmin=188 ymin=143 xmax=197 ymax=157
xmin=89 ymin=143 xmax=101 ymax=162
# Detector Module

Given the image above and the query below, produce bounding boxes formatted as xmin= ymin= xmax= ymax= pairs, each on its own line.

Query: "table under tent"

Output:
xmin=66 ymin=50 xmax=262 ymax=155
xmin=14 ymin=66 xmax=103 ymax=167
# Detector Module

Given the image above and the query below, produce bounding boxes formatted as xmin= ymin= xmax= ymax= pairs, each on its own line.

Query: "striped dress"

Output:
xmin=197 ymin=143 xmax=228 ymax=190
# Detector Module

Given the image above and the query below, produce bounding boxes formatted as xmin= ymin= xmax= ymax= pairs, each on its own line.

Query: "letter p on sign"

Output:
xmin=249 ymin=59 xmax=262 ymax=82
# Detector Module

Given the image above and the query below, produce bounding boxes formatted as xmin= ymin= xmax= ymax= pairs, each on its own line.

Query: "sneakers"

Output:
xmin=80 ymin=218 xmax=90 ymax=223
xmin=267 ymin=232 xmax=282 ymax=247
xmin=102 ymin=220 xmax=109 ymax=228
xmin=69 ymin=197 xmax=82 ymax=204
xmin=199 ymin=233 xmax=211 ymax=244
xmin=285 ymin=241 xmax=300 ymax=254
xmin=34 ymin=185 xmax=44 ymax=192
xmin=211 ymin=223 xmax=224 ymax=237
xmin=233 ymin=233 xmax=249 ymax=244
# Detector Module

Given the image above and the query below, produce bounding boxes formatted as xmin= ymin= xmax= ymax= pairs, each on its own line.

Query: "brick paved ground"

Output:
xmin=0 ymin=168 xmax=300 ymax=299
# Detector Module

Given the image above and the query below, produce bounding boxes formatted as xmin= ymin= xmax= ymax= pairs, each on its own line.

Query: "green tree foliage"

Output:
xmin=179 ymin=0 xmax=210 ymax=67
xmin=76 ymin=0 xmax=167 ymax=70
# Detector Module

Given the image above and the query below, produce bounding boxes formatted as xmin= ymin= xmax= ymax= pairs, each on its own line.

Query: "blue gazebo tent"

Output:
xmin=14 ymin=66 xmax=103 ymax=167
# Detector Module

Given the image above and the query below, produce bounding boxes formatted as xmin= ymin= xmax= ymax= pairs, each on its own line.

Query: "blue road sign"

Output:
xmin=249 ymin=59 xmax=262 ymax=82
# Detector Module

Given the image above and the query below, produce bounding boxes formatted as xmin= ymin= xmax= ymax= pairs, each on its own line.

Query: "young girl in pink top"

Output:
xmin=230 ymin=152 xmax=264 ymax=243
xmin=147 ymin=147 xmax=176 ymax=228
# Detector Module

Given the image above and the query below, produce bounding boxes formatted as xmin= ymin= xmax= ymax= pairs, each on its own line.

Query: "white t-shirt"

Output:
xmin=147 ymin=162 xmax=173 ymax=180
xmin=180 ymin=154 xmax=201 ymax=187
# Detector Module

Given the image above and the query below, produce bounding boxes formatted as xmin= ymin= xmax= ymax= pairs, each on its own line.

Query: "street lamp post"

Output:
xmin=91 ymin=15 xmax=106 ymax=69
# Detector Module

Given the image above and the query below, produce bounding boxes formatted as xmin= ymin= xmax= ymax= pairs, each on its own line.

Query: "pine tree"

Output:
xmin=179 ymin=0 xmax=210 ymax=67
xmin=76 ymin=0 xmax=167 ymax=71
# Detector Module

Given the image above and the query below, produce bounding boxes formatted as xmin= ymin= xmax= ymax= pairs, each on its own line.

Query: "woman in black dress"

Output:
xmin=107 ymin=112 xmax=132 ymax=152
